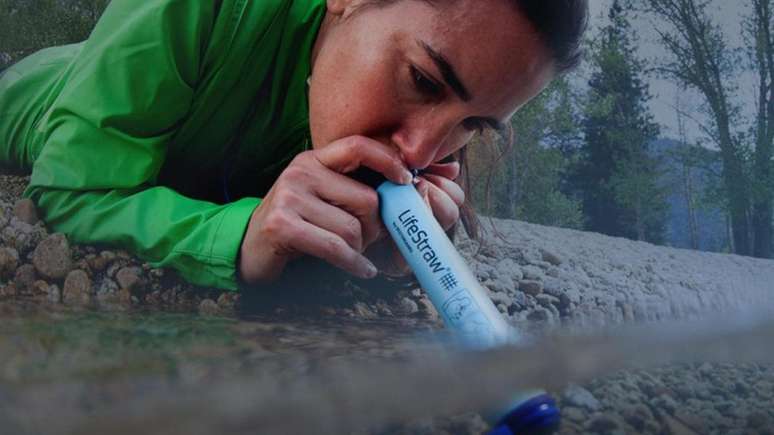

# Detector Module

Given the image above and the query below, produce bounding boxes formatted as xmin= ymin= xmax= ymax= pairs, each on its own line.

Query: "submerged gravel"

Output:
xmin=2 ymin=174 xmax=774 ymax=434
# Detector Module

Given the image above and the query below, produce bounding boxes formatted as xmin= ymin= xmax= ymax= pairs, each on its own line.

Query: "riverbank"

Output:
xmin=1 ymin=174 xmax=773 ymax=434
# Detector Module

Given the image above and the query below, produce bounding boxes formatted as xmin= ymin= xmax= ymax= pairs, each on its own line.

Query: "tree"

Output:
xmin=640 ymin=0 xmax=758 ymax=256
xmin=469 ymin=77 xmax=583 ymax=229
xmin=746 ymin=0 xmax=774 ymax=258
xmin=575 ymin=0 xmax=666 ymax=242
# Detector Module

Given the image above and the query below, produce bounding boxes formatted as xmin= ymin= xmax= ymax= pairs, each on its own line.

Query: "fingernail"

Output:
xmin=402 ymin=169 xmax=414 ymax=185
xmin=362 ymin=260 xmax=378 ymax=278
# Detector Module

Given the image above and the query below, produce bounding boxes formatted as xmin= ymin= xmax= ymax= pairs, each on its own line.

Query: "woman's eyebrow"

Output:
xmin=417 ymin=39 xmax=471 ymax=102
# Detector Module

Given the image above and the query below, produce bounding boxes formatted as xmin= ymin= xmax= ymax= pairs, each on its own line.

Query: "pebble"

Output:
xmin=519 ymin=280 xmax=543 ymax=296
xmin=198 ymin=298 xmax=220 ymax=316
xmin=526 ymin=307 xmax=552 ymax=323
xmin=396 ymin=297 xmax=419 ymax=315
xmin=586 ymin=413 xmax=623 ymax=432
xmin=13 ymin=264 xmax=37 ymax=291
xmin=62 ymin=269 xmax=92 ymax=306
xmin=746 ymin=411 xmax=767 ymax=428
xmin=540 ymin=248 xmax=563 ymax=266
xmin=521 ymin=265 xmax=544 ymax=280
xmin=116 ymin=266 xmax=144 ymax=292
xmin=352 ymin=302 xmax=377 ymax=319
xmin=564 ymin=384 xmax=602 ymax=411
xmin=32 ymin=233 xmax=72 ymax=280
xmin=536 ymin=293 xmax=560 ymax=309
xmin=217 ymin=292 xmax=240 ymax=311
xmin=12 ymin=199 xmax=38 ymax=225
xmin=562 ymin=406 xmax=588 ymax=423
xmin=0 ymin=247 xmax=19 ymax=279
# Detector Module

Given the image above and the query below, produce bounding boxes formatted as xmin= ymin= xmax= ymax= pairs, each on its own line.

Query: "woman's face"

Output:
xmin=308 ymin=0 xmax=555 ymax=171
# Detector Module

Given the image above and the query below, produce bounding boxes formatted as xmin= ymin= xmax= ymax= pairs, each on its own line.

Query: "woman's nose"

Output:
xmin=391 ymin=121 xmax=454 ymax=170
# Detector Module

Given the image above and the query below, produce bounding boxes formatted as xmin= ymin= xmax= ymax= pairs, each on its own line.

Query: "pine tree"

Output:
xmin=575 ymin=0 xmax=666 ymax=242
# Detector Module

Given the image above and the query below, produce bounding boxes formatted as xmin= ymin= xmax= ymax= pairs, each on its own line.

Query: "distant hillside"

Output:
xmin=650 ymin=138 xmax=729 ymax=252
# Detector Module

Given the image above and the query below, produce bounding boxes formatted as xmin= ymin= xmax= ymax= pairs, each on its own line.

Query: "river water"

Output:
xmin=1 ymin=300 xmax=773 ymax=435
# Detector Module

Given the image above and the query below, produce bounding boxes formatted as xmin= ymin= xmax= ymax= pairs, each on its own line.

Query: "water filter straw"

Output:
xmin=377 ymin=180 xmax=561 ymax=435
xmin=377 ymin=180 xmax=516 ymax=348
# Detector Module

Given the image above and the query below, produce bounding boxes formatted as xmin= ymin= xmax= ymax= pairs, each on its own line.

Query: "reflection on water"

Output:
xmin=1 ymin=301 xmax=773 ymax=434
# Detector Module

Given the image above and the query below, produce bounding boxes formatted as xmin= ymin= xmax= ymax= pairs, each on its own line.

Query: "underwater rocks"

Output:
xmin=555 ymin=363 xmax=774 ymax=435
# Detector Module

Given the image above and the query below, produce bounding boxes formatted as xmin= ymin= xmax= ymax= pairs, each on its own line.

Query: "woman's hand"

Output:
xmin=364 ymin=160 xmax=465 ymax=278
xmin=238 ymin=136 xmax=414 ymax=285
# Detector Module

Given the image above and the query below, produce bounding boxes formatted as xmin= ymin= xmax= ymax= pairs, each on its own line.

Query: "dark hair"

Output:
xmin=365 ymin=0 xmax=589 ymax=74
xmin=511 ymin=0 xmax=589 ymax=74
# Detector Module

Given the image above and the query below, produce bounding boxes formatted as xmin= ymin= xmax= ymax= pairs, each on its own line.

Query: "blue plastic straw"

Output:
xmin=377 ymin=180 xmax=560 ymax=435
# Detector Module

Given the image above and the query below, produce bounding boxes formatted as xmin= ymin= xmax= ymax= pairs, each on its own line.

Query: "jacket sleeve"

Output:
xmin=23 ymin=0 xmax=260 ymax=291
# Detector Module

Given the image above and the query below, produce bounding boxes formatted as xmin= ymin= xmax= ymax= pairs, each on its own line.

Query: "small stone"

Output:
xmin=586 ymin=413 xmax=623 ymax=432
xmin=198 ymin=299 xmax=220 ymax=316
xmin=62 ymin=270 xmax=92 ymax=306
xmin=661 ymin=414 xmax=698 ymax=435
xmin=149 ymin=267 xmax=165 ymax=279
xmin=13 ymin=199 xmax=39 ymax=225
xmin=47 ymin=284 xmax=61 ymax=303
xmin=563 ymin=385 xmax=602 ymax=411
xmin=540 ymin=248 xmax=563 ymax=266
xmin=536 ymin=293 xmax=560 ymax=309
xmin=217 ymin=292 xmax=240 ymax=310
xmin=352 ymin=302 xmax=377 ymax=319
xmin=31 ymin=280 xmax=50 ymax=295
xmin=746 ymin=411 xmax=767 ymax=428
xmin=622 ymin=404 xmax=655 ymax=431
xmin=562 ymin=406 xmax=587 ymax=423
xmin=13 ymin=264 xmax=37 ymax=291
xmin=522 ymin=265 xmax=544 ymax=280
xmin=396 ymin=297 xmax=419 ymax=315
xmin=32 ymin=233 xmax=72 ymax=280
xmin=527 ymin=307 xmax=551 ymax=323
xmin=417 ymin=296 xmax=439 ymax=321
xmin=116 ymin=267 xmax=144 ymax=292
xmin=519 ymin=280 xmax=543 ymax=296
xmin=87 ymin=254 xmax=108 ymax=272
xmin=0 ymin=283 xmax=18 ymax=298
xmin=0 ymin=247 xmax=19 ymax=280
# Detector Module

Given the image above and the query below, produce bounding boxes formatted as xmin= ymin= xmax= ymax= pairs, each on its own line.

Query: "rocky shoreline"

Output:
xmin=2 ymin=174 xmax=774 ymax=434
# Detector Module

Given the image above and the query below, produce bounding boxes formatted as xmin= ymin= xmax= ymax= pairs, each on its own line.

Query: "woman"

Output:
xmin=0 ymin=0 xmax=588 ymax=291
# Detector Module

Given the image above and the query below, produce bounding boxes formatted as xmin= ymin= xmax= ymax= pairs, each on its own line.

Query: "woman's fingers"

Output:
xmin=423 ymin=160 xmax=461 ymax=181
xmin=311 ymin=169 xmax=385 ymax=247
xmin=286 ymin=189 xmax=367 ymax=253
xmin=313 ymin=135 xmax=413 ymax=185
xmin=422 ymin=173 xmax=465 ymax=207
xmin=416 ymin=176 xmax=462 ymax=231
xmin=286 ymin=217 xmax=377 ymax=279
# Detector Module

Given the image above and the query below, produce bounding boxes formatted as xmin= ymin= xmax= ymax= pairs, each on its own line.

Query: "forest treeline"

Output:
xmin=2 ymin=0 xmax=773 ymax=258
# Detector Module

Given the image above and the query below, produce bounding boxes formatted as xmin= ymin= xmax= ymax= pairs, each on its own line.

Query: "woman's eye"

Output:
xmin=411 ymin=66 xmax=442 ymax=97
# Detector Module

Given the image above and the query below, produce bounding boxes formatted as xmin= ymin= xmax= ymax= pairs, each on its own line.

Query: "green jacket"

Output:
xmin=0 ymin=0 xmax=326 ymax=291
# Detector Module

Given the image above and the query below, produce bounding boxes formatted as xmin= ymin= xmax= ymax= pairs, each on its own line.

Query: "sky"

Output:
xmin=582 ymin=1 xmax=753 ymax=146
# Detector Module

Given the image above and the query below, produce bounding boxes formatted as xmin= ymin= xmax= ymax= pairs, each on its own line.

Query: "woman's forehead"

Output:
xmin=404 ymin=0 xmax=555 ymax=114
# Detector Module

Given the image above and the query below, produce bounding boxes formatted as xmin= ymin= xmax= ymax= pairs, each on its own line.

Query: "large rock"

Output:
xmin=12 ymin=199 xmax=39 ymax=225
xmin=62 ymin=269 xmax=92 ymax=306
xmin=32 ymin=233 xmax=72 ymax=280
